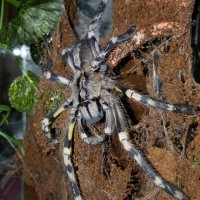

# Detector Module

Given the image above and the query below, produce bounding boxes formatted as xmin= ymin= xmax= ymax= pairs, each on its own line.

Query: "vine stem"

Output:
xmin=15 ymin=57 xmax=36 ymax=87
xmin=0 ymin=131 xmax=25 ymax=156
xmin=0 ymin=0 xmax=4 ymax=29
xmin=5 ymin=0 xmax=20 ymax=7
xmin=0 ymin=0 xmax=20 ymax=30
xmin=0 ymin=46 xmax=36 ymax=89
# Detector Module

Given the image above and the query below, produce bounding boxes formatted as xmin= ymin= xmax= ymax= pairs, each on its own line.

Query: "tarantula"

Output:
xmin=41 ymin=0 xmax=199 ymax=199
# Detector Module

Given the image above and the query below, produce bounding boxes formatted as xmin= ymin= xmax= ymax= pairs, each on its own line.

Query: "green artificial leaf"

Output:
xmin=0 ymin=43 xmax=10 ymax=51
xmin=8 ymin=71 xmax=39 ymax=113
xmin=0 ymin=131 xmax=25 ymax=156
xmin=27 ymin=70 xmax=40 ymax=85
xmin=0 ymin=105 xmax=11 ymax=126
xmin=0 ymin=0 xmax=64 ymax=47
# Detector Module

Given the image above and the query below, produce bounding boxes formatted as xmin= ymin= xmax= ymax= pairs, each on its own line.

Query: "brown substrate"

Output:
xmin=24 ymin=0 xmax=200 ymax=199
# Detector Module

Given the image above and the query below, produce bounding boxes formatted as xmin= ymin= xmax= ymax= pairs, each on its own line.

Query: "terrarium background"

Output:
xmin=24 ymin=0 xmax=200 ymax=199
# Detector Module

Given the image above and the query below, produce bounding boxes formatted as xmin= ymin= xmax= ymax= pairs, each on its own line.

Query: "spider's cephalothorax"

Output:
xmin=41 ymin=1 xmax=200 ymax=199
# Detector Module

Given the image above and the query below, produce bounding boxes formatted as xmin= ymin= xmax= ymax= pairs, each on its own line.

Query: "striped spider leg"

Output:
xmin=116 ymin=86 xmax=200 ymax=115
xmin=41 ymin=0 xmax=200 ymax=200
xmin=41 ymin=98 xmax=72 ymax=143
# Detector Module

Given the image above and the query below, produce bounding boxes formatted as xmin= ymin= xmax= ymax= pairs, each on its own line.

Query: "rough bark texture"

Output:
xmin=24 ymin=0 xmax=200 ymax=200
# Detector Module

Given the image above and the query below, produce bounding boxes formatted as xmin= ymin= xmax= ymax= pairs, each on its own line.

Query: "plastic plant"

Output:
xmin=0 ymin=104 xmax=25 ymax=155
xmin=0 ymin=0 xmax=64 ymax=113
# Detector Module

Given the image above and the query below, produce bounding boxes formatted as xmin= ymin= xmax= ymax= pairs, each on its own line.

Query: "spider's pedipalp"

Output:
xmin=91 ymin=26 xmax=137 ymax=71
xmin=88 ymin=36 xmax=100 ymax=57
xmin=62 ymin=46 xmax=77 ymax=73
xmin=73 ymin=44 xmax=82 ymax=69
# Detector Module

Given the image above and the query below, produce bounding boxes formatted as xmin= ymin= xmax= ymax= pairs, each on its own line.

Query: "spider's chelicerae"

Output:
xmin=41 ymin=0 xmax=199 ymax=199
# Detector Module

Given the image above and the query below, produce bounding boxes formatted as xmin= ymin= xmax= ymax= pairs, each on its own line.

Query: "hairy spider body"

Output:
xmin=41 ymin=0 xmax=200 ymax=199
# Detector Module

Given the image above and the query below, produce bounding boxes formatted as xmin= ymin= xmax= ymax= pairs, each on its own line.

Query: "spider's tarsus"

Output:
xmin=117 ymin=26 xmax=137 ymax=42
xmin=64 ymin=156 xmax=83 ymax=200
xmin=174 ymin=104 xmax=200 ymax=115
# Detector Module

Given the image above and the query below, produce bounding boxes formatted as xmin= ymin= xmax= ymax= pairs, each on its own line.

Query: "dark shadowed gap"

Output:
xmin=191 ymin=0 xmax=200 ymax=83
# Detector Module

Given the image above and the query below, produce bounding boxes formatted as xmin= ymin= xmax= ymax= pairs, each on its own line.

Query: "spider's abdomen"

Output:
xmin=80 ymin=101 xmax=104 ymax=125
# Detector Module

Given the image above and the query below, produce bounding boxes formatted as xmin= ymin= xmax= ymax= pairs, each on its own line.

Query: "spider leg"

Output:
xmin=91 ymin=26 xmax=137 ymax=71
xmin=63 ymin=108 xmax=82 ymax=200
xmin=103 ymin=106 xmax=115 ymax=178
xmin=116 ymin=86 xmax=200 ymax=115
xmin=88 ymin=36 xmax=101 ymax=58
xmin=77 ymin=117 xmax=103 ymax=145
xmin=88 ymin=0 xmax=108 ymax=40
xmin=104 ymin=106 xmax=114 ymax=135
xmin=87 ymin=0 xmax=109 ymax=59
xmin=43 ymin=69 xmax=71 ymax=86
xmin=41 ymin=98 xmax=72 ymax=142
xmin=62 ymin=46 xmax=79 ymax=73
xmin=112 ymin=103 xmax=189 ymax=200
